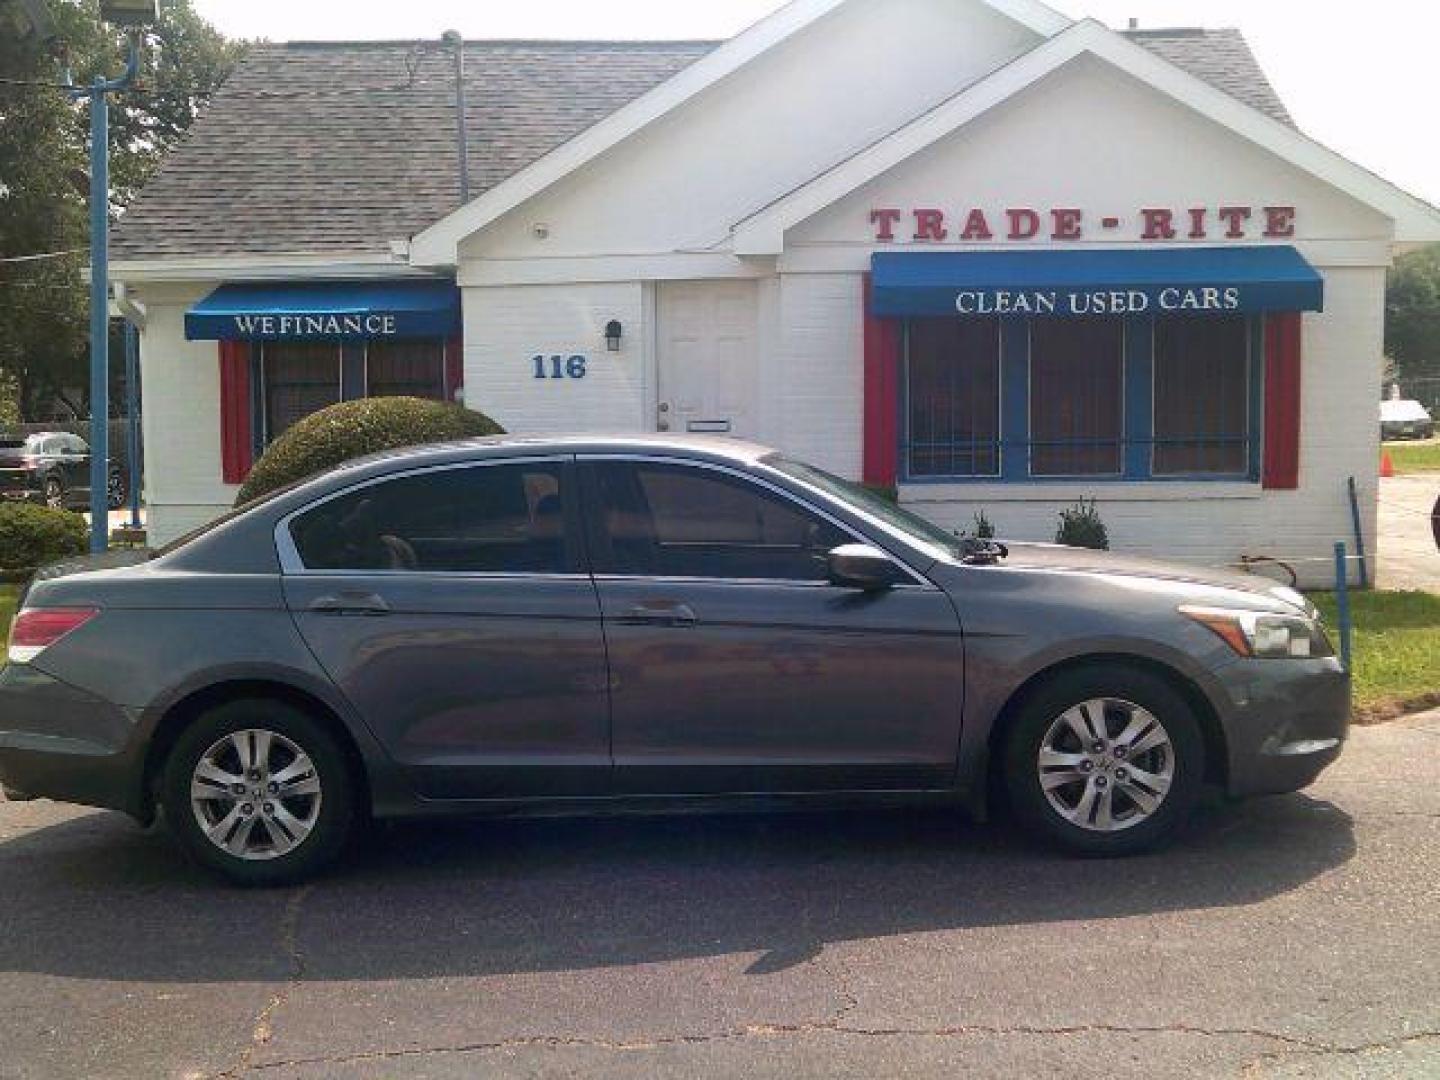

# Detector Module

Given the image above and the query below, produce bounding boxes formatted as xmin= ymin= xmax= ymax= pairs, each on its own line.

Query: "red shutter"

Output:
xmin=219 ymin=340 xmax=253 ymax=484
xmin=863 ymin=275 xmax=901 ymax=487
xmin=444 ymin=336 xmax=464 ymax=402
xmin=1262 ymin=312 xmax=1302 ymax=490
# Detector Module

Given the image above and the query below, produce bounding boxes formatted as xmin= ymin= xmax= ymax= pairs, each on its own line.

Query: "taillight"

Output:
xmin=8 ymin=607 xmax=98 ymax=663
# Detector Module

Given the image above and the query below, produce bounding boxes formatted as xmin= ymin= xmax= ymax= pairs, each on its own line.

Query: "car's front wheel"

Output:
xmin=161 ymin=700 xmax=359 ymax=885
xmin=42 ymin=476 xmax=64 ymax=510
xmin=1002 ymin=666 xmax=1205 ymax=855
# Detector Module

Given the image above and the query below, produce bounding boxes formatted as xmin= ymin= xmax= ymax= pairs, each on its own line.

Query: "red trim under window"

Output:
xmin=863 ymin=275 xmax=901 ymax=487
xmin=1262 ymin=312 xmax=1302 ymax=490
xmin=218 ymin=340 xmax=253 ymax=484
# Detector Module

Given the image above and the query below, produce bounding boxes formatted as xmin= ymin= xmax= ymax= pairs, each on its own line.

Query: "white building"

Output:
xmin=112 ymin=0 xmax=1440 ymax=584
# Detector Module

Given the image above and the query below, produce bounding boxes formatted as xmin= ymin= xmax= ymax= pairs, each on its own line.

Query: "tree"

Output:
xmin=1385 ymin=243 xmax=1440 ymax=408
xmin=0 ymin=0 xmax=245 ymax=421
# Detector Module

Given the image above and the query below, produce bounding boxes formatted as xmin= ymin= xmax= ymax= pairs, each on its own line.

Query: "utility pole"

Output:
xmin=61 ymin=4 xmax=155 ymax=553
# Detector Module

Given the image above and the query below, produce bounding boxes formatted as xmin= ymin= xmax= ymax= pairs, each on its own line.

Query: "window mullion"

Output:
xmin=1124 ymin=317 xmax=1154 ymax=480
xmin=1000 ymin=318 xmax=1029 ymax=481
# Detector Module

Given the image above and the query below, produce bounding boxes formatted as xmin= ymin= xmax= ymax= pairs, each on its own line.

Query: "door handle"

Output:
xmin=308 ymin=592 xmax=391 ymax=617
xmin=618 ymin=601 xmax=697 ymax=627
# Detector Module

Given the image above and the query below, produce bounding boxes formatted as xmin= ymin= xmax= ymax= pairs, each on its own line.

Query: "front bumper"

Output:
xmin=1214 ymin=656 xmax=1350 ymax=797
xmin=0 ymin=663 xmax=145 ymax=818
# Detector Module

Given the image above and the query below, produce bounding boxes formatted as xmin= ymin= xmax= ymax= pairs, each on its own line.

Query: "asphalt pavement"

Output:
xmin=1377 ymin=472 xmax=1440 ymax=593
xmin=1 ymin=712 xmax=1438 ymax=1079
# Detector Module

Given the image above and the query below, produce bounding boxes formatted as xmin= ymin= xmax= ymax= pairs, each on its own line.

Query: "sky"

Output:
xmin=190 ymin=0 xmax=1440 ymax=206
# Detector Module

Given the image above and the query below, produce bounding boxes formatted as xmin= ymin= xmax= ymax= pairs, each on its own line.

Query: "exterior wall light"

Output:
xmin=605 ymin=320 xmax=624 ymax=352
xmin=100 ymin=0 xmax=161 ymax=27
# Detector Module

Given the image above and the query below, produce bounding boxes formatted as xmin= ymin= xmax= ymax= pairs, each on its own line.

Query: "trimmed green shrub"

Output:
xmin=1055 ymin=498 xmax=1109 ymax=550
xmin=0 ymin=502 xmax=88 ymax=570
xmin=235 ymin=397 xmax=505 ymax=506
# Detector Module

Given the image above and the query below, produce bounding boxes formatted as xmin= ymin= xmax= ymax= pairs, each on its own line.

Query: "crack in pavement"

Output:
xmin=236 ymin=1018 xmax=1346 ymax=1074
xmin=1241 ymin=1028 xmax=1440 ymax=1074
xmin=214 ymin=884 xmax=314 ymax=1080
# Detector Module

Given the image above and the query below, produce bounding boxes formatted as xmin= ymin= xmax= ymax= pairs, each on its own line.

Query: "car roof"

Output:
xmin=333 ymin=432 xmax=778 ymax=474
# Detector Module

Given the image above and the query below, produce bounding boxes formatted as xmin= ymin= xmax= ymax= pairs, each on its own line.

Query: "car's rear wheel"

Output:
xmin=161 ymin=700 xmax=359 ymax=885
xmin=1002 ymin=666 xmax=1205 ymax=855
xmin=43 ymin=476 xmax=64 ymax=509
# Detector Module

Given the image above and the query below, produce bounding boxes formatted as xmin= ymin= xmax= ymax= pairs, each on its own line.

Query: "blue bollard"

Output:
xmin=1334 ymin=541 xmax=1353 ymax=672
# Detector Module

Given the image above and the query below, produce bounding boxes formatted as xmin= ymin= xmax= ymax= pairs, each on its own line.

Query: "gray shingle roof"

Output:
xmin=1126 ymin=28 xmax=1294 ymax=127
xmin=113 ymin=27 xmax=1293 ymax=262
xmin=112 ymin=40 xmax=717 ymax=260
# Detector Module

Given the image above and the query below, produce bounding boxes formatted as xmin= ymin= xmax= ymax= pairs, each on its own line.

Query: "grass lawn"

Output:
xmin=0 ymin=582 xmax=17 ymax=636
xmin=1384 ymin=439 xmax=1440 ymax=473
xmin=1312 ymin=590 xmax=1440 ymax=722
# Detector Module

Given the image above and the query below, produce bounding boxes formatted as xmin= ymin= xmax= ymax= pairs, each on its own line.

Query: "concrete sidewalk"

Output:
xmin=1376 ymin=473 xmax=1440 ymax=592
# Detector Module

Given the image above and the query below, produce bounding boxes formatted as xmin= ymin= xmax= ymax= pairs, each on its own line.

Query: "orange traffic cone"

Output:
xmin=1380 ymin=451 xmax=1395 ymax=478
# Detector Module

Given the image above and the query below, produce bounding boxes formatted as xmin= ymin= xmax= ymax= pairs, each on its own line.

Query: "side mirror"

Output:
xmin=827 ymin=543 xmax=903 ymax=591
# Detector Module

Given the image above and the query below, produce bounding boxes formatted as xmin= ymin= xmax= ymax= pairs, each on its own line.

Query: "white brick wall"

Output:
xmin=463 ymin=282 xmax=649 ymax=435
xmin=138 ymin=298 xmax=239 ymax=545
xmin=760 ymin=274 xmax=865 ymax=478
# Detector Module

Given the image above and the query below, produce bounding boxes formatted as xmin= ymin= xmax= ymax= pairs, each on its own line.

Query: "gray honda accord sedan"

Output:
xmin=0 ymin=436 xmax=1348 ymax=884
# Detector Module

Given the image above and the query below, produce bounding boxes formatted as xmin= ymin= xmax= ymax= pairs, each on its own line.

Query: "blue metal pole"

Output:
xmin=1334 ymin=541 xmax=1353 ymax=673
xmin=124 ymin=320 xmax=141 ymax=529
xmin=87 ymin=81 xmax=110 ymax=554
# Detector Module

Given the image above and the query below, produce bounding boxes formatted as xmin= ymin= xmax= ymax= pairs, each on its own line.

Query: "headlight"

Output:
xmin=1179 ymin=605 xmax=1334 ymax=659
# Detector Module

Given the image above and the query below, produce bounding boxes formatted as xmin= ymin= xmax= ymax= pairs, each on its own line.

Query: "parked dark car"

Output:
xmin=0 ymin=432 xmax=126 ymax=511
xmin=0 ymin=437 xmax=1348 ymax=884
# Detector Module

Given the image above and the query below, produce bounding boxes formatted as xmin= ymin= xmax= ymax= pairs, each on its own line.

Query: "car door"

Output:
xmin=578 ymin=456 xmax=965 ymax=795
xmin=278 ymin=456 xmax=611 ymax=800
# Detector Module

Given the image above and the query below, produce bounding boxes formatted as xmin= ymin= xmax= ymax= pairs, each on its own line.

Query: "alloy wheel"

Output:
xmin=1036 ymin=697 xmax=1174 ymax=832
xmin=189 ymin=728 xmax=323 ymax=860
xmin=106 ymin=472 xmax=125 ymax=510
xmin=44 ymin=479 xmax=63 ymax=509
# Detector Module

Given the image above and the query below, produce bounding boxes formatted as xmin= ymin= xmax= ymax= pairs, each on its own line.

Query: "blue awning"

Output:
xmin=870 ymin=246 xmax=1323 ymax=319
xmin=185 ymin=280 xmax=460 ymax=341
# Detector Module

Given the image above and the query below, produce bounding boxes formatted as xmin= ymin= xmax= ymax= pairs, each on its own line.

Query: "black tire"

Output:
xmin=42 ymin=476 xmax=64 ymax=510
xmin=1001 ymin=665 xmax=1205 ymax=856
xmin=161 ymin=699 xmax=360 ymax=886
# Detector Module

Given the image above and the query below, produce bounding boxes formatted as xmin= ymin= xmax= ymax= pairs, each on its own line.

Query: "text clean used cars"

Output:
xmin=0 ymin=437 xmax=1347 ymax=884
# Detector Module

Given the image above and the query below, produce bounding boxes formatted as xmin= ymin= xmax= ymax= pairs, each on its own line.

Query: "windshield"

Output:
xmin=762 ymin=454 xmax=962 ymax=559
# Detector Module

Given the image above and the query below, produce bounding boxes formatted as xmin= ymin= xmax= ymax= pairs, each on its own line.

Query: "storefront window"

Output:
xmin=1153 ymin=316 xmax=1250 ymax=476
xmin=900 ymin=313 xmax=1261 ymax=483
xmin=1029 ymin=318 xmax=1124 ymax=477
xmin=367 ymin=340 xmax=447 ymax=400
xmin=258 ymin=340 xmax=448 ymax=444
xmin=262 ymin=342 xmax=341 ymax=441
xmin=905 ymin=318 xmax=1000 ymax=478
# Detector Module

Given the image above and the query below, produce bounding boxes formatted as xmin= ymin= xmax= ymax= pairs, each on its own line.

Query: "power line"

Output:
xmin=0 ymin=248 xmax=86 ymax=264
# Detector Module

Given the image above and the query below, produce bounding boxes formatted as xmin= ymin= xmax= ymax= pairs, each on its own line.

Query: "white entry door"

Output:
xmin=656 ymin=281 xmax=759 ymax=439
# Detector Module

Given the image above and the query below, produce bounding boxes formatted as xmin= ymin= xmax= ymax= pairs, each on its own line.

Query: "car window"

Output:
xmin=585 ymin=461 xmax=849 ymax=582
xmin=40 ymin=437 xmax=62 ymax=455
xmin=289 ymin=462 xmax=571 ymax=574
xmin=67 ymin=436 xmax=89 ymax=455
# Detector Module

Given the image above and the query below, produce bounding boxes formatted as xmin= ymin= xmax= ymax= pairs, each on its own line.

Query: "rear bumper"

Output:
xmin=1215 ymin=657 xmax=1351 ymax=797
xmin=0 ymin=664 xmax=144 ymax=818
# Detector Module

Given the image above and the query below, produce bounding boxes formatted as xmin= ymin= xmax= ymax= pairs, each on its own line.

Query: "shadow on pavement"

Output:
xmin=0 ymin=793 xmax=1354 ymax=983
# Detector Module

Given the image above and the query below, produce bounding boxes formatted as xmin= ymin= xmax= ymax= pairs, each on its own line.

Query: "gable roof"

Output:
xmin=111 ymin=6 xmax=1322 ymax=269
xmin=110 ymin=39 xmax=715 ymax=263
xmin=731 ymin=19 xmax=1440 ymax=254
xmin=408 ymin=0 xmax=1072 ymax=266
xmin=1124 ymin=27 xmax=1293 ymax=127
